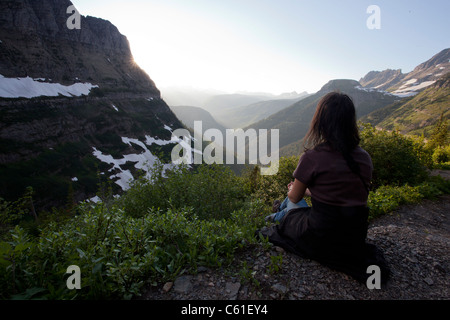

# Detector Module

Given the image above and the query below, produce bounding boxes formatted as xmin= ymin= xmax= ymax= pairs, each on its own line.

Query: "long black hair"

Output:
xmin=304 ymin=92 xmax=367 ymax=188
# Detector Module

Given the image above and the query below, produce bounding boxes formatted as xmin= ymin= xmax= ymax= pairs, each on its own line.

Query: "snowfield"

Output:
xmin=392 ymin=80 xmax=436 ymax=97
xmin=0 ymin=74 xmax=98 ymax=98
xmin=91 ymin=125 xmax=202 ymax=191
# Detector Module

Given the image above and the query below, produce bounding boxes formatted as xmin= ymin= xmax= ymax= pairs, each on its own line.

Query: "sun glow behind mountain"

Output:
xmin=72 ymin=0 xmax=450 ymax=95
xmin=72 ymin=1 xmax=328 ymax=94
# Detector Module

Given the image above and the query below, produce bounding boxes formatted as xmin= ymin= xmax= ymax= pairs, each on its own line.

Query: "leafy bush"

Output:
xmin=360 ymin=123 xmax=428 ymax=188
xmin=0 ymin=187 xmax=38 ymax=238
xmin=432 ymin=145 xmax=450 ymax=166
xmin=368 ymin=175 xmax=450 ymax=220
xmin=244 ymin=156 xmax=300 ymax=207
xmin=368 ymin=185 xmax=423 ymax=220
xmin=0 ymin=197 xmax=266 ymax=300
xmin=119 ymin=162 xmax=248 ymax=220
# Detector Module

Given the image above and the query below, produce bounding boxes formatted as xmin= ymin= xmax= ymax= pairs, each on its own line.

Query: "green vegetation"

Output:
xmin=362 ymin=74 xmax=450 ymax=139
xmin=0 ymin=141 xmax=104 ymax=206
xmin=359 ymin=123 xmax=429 ymax=187
xmin=367 ymin=176 xmax=450 ymax=220
xmin=0 ymin=164 xmax=267 ymax=300
xmin=119 ymin=163 xmax=249 ymax=220
xmin=0 ymin=123 xmax=449 ymax=300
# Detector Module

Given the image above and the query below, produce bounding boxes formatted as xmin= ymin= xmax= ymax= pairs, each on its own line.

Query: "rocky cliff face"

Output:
xmin=0 ymin=0 xmax=183 ymax=208
xmin=359 ymin=69 xmax=404 ymax=91
xmin=359 ymin=48 xmax=450 ymax=96
xmin=0 ymin=0 xmax=158 ymax=94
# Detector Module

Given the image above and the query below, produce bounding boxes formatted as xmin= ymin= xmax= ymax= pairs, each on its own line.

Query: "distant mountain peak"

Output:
xmin=360 ymin=48 xmax=450 ymax=97
xmin=319 ymin=79 xmax=361 ymax=93
xmin=359 ymin=69 xmax=404 ymax=91
xmin=276 ymin=91 xmax=309 ymax=100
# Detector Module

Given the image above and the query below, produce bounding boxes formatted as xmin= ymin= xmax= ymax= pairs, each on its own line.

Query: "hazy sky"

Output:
xmin=71 ymin=0 xmax=449 ymax=95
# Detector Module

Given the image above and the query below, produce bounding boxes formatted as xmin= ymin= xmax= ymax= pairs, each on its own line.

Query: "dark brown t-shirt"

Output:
xmin=293 ymin=144 xmax=373 ymax=207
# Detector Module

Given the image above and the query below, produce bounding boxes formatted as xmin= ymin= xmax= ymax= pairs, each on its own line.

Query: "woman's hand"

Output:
xmin=287 ymin=181 xmax=294 ymax=193
xmin=287 ymin=179 xmax=308 ymax=203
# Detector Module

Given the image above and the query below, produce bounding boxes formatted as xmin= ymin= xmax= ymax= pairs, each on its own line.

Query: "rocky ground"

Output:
xmin=140 ymin=193 xmax=449 ymax=301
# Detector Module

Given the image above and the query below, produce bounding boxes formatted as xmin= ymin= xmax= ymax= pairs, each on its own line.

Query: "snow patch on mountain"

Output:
xmin=0 ymin=74 xmax=98 ymax=98
xmin=392 ymin=80 xmax=436 ymax=97
xmin=355 ymin=85 xmax=393 ymax=96
xmin=92 ymin=133 xmax=202 ymax=191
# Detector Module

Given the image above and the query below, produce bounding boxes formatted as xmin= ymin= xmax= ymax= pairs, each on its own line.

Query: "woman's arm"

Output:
xmin=287 ymin=178 xmax=308 ymax=203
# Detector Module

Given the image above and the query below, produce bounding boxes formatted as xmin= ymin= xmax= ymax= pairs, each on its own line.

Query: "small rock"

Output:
xmin=174 ymin=275 xmax=193 ymax=294
xmin=226 ymin=282 xmax=241 ymax=299
xmin=271 ymin=283 xmax=288 ymax=295
xmin=317 ymin=283 xmax=326 ymax=291
xmin=274 ymin=246 xmax=285 ymax=253
xmin=432 ymin=262 xmax=446 ymax=273
xmin=162 ymin=282 xmax=173 ymax=293
xmin=423 ymin=277 xmax=434 ymax=286
xmin=197 ymin=266 xmax=208 ymax=273
xmin=406 ymin=256 xmax=418 ymax=263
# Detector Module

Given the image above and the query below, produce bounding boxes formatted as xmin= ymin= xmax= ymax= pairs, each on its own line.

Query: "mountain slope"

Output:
xmin=361 ymin=72 xmax=450 ymax=137
xmin=360 ymin=48 xmax=450 ymax=97
xmin=0 ymin=0 xmax=183 ymax=208
xmin=247 ymin=79 xmax=399 ymax=158
xmin=201 ymin=93 xmax=274 ymax=126
xmin=0 ymin=0 xmax=159 ymax=95
xmin=217 ymin=95 xmax=309 ymax=129
xmin=359 ymin=69 xmax=404 ymax=91
xmin=170 ymin=106 xmax=226 ymax=133
xmin=199 ymin=91 xmax=308 ymax=128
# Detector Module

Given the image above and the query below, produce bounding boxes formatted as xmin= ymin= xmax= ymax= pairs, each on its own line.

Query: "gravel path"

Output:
xmin=140 ymin=194 xmax=449 ymax=301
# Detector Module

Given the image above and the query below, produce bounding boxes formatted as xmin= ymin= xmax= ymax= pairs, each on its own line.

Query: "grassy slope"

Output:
xmin=362 ymin=74 xmax=450 ymax=138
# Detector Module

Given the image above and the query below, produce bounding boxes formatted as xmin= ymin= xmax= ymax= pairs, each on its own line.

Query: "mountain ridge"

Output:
xmin=0 ymin=0 xmax=183 ymax=208
xmin=246 ymin=79 xmax=398 ymax=157
xmin=0 ymin=0 xmax=159 ymax=95
xmin=361 ymin=72 xmax=450 ymax=138
xmin=360 ymin=48 xmax=450 ymax=97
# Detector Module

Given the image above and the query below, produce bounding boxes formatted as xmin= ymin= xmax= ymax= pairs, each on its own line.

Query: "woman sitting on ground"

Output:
xmin=259 ymin=92 xmax=390 ymax=284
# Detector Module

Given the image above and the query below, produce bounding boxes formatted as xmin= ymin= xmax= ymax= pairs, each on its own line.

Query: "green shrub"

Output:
xmin=0 ymin=196 xmax=266 ymax=300
xmin=119 ymin=162 xmax=248 ymax=220
xmin=367 ymin=175 xmax=450 ymax=220
xmin=0 ymin=187 xmax=37 ymax=238
xmin=410 ymin=135 xmax=434 ymax=169
xmin=368 ymin=184 xmax=423 ymax=220
xmin=432 ymin=145 xmax=450 ymax=165
xmin=360 ymin=123 xmax=428 ymax=188
xmin=245 ymin=156 xmax=300 ymax=207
